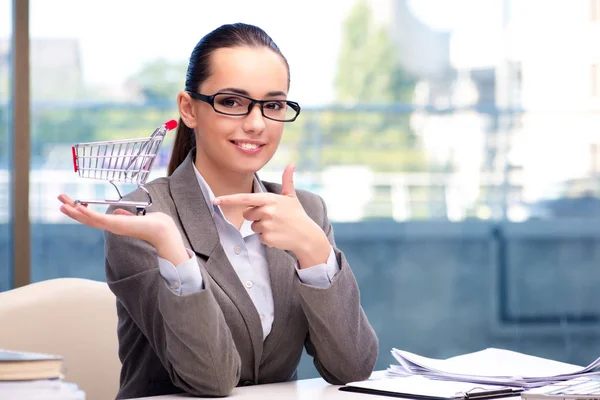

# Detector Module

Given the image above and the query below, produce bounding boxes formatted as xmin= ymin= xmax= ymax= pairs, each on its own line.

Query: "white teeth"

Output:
xmin=236 ymin=142 xmax=259 ymax=150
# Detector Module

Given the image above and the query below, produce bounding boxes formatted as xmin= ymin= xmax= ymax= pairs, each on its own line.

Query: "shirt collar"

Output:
xmin=192 ymin=163 xmax=265 ymax=218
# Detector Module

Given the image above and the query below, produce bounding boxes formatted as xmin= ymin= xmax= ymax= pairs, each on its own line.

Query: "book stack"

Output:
xmin=0 ymin=349 xmax=85 ymax=399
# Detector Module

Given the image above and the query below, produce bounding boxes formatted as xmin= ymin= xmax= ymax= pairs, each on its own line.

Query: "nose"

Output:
xmin=242 ymin=103 xmax=266 ymax=134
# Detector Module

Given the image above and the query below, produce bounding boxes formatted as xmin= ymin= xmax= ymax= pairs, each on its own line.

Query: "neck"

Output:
xmin=194 ymin=153 xmax=254 ymax=197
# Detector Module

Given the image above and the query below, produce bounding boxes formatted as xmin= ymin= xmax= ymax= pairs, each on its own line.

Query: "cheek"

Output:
xmin=195 ymin=112 xmax=238 ymax=144
xmin=266 ymin=123 xmax=285 ymax=144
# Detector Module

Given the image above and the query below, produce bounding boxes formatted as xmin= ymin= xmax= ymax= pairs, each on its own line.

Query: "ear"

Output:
xmin=177 ymin=91 xmax=198 ymax=129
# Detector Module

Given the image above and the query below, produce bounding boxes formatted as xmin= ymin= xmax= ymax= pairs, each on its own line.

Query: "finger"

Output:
xmin=57 ymin=194 xmax=76 ymax=206
xmin=243 ymin=206 xmax=261 ymax=222
xmin=257 ymin=231 xmax=274 ymax=248
xmin=250 ymin=220 xmax=265 ymax=234
xmin=58 ymin=194 xmax=89 ymax=208
xmin=213 ymin=193 xmax=274 ymax=207
xmin=74 ymin=204 xmax=128 ymax=231
xmin=281 ymin=163 xmax=296 ymax=198
xmin=59 ymin=203 xmax=102 ymax=229
xmin=64 ymin=203 xmax=133 ymax=234
xmin=113 ymin=208 xmax=135 ymax=217
xmin=243 ymin=204 xmax=276 ymax=222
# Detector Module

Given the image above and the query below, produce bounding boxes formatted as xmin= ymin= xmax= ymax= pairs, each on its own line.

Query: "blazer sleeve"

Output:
xmin=104 ymin=207 xmax=241 ymax=397
xmin=298 ymin=196 xmax=379 ymax=384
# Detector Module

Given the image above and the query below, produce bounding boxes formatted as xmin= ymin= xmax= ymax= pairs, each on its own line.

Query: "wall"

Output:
xmin=5 ymin=220 xmax=599 ymax=377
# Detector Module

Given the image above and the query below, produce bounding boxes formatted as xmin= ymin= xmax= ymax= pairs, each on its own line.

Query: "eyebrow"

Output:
xmin=219 ymin=87 xmax=288 ymax=98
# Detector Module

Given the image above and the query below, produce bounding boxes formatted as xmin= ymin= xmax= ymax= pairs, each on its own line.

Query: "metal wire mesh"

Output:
xmin=73 ymin=124 xmax=167 ymax=184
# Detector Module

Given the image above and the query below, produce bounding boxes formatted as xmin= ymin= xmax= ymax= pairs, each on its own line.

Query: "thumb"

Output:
xmin=281 ymin=163 xmax=296 ymax=197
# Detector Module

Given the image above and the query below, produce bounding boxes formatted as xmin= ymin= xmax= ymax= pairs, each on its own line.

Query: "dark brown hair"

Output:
xmin=167 ymin=23 xmax=290 ymax=175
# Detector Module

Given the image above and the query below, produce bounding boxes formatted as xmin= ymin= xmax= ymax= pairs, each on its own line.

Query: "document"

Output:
xmin=340 ymin=375 xmax=524 ymax=399
xmin=387 ymin=348 xmax=600 ymax=388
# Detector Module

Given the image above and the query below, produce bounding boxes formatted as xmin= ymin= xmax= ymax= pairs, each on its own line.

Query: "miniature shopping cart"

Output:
xmin=71 ymin=119 xmax=178 ymax=215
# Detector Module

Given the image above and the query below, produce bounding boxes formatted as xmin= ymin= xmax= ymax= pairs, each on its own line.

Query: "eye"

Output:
xmin=264 ymin=101 xmax=285 ymax=110
xmin=218 ymin=96 xmax=243 ymax=108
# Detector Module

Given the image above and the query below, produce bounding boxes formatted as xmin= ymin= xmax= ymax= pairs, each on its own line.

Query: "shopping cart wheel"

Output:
xmin=136 ymin=207 xmax=146 ymax=216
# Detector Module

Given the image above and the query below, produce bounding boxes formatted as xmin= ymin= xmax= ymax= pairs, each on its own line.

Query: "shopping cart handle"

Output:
xmin=165 ymin=120 xmax=178 ymax=130
xmin=71 ymin=146 xmax=78 ymax=173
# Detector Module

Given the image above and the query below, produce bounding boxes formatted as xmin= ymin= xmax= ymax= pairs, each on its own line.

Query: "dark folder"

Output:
xmin=339 ymin=376 xmax=524 ymax=399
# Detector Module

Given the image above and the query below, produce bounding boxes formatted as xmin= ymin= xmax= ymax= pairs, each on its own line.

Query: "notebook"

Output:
xmin=340 ymin=375 xmax=524 ymax=399
xmin=521 ymin=377 xmax=600 ymax=400
xmin=0 ymin=349 xmax=63 ymax=381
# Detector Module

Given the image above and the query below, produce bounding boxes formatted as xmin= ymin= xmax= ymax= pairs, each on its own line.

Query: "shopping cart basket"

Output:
xmin=71 ymin=119 xmax=178 ymax=215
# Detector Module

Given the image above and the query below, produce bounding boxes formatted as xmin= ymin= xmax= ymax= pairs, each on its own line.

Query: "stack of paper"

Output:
xmin=0 ymin=349 xmax=85 ymax=399
xmin=387 ymin=348 xmax=600 ymax=388
xmin=0 ymin=379 xmax=85 ymax=400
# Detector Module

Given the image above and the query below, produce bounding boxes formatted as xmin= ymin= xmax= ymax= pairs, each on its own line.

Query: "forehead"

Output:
xmin=202 ymin=46 xmax=289 ymax=97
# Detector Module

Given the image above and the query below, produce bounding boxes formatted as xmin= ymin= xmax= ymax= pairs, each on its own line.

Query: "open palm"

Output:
xmin=57 ymin=194 xmax=175 ymax=246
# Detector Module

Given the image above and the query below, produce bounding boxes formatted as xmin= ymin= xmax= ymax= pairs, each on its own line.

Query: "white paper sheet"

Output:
xmin=387 ymin=348 xmax=600 ymax=388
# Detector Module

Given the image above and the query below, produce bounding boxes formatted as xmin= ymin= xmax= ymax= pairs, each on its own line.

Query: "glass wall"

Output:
xmin=27 ymin=0 xmax=600 ymax=379
xmin=0 ymin=0 xmax=12 ymax=291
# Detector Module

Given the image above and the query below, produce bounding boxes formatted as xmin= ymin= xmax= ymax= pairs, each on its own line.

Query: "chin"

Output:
xmin=230 ymin=160 xmax=268 ymax=175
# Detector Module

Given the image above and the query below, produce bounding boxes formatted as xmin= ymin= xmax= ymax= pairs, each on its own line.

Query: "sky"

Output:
xmin=0 ymin=0 xmax=502 ymax=105
xmin=2 ymin=0 xmax=356 ymax=105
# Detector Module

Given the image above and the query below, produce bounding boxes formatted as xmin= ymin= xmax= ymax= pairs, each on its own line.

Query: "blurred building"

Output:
xmin=0 ymin=38 xmax=84 ymax=101
xmin=0 ymin=38 xmax=134 ymax=102
xmin=368 ymin=0 xmax=453 ymax=84
xmin=452 ymin=0 xmax=600 ymax=218
xmin=369 ymin=0 xmax=600 ymax=220
xmin=504 ymin=0 xmax=600 ymax=207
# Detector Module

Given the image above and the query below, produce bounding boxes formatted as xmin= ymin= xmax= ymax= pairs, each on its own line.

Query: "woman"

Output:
xmin=58 ymin=23 xmax=378 ymax=399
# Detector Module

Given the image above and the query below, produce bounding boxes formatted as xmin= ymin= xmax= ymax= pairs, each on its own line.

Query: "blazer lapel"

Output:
xmin=259 ymin=181 xmax=297 ymax=362
xmin=203 ymin=245 xmax=264 ymax=376
xmin=261 ymin=246 xmax=296 ymax=362
xmin=169 ymin=152 xmax=264 ymax=377
xmin=168 ymin=151 xmax=219 ymax=256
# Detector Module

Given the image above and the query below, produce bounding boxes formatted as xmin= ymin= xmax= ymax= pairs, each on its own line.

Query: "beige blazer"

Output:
xmin=104 ymin=151 xmax=379 ymax=399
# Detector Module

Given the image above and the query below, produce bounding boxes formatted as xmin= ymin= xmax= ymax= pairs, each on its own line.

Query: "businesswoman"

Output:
xmin=58 ymin=23 xmax=378 ymax=399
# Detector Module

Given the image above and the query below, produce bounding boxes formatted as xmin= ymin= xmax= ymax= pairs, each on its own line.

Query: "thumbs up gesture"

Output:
xmin=280 ymin=163 xmax=297 ymax=197
xmin=213 ymin=163 xmax=331 ymax=268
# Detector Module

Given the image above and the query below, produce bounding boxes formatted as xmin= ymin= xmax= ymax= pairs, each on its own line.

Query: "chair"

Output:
xmin=0 ymin=278 xmax=121 ymax=400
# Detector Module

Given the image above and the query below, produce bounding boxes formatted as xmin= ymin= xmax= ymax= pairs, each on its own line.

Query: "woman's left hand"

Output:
xmin=213 ymin=164 xmax=331 ymax=269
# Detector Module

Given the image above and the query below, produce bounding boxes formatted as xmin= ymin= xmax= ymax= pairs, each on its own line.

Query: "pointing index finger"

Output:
xmin=213 ymin=193 xmax=274 ymax=207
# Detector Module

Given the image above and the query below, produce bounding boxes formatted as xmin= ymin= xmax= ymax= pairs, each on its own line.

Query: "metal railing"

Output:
xmin=0 ymin=167 xmax=526 ymax=223
xmin=1 ymin=101 xmax=599 ymax=222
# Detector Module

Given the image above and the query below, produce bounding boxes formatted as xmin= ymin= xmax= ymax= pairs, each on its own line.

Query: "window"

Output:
xmin=0 ymin=0 xmax=12 ymax=291
xmin=591 ymin=0 xmax=600 ymax=22
xmin=592 ymin=63 xmax=600 ymax=97
xmin=25 ymin=0 xmax=600 ymax=380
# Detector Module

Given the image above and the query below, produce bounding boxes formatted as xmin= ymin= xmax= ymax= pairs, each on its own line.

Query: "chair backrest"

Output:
xmin=0 ymin=278 xmax=121 ymax=400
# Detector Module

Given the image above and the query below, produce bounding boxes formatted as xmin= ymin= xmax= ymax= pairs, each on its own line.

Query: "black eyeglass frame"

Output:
xmin=187 ymin=91 xmax=301 ymax=122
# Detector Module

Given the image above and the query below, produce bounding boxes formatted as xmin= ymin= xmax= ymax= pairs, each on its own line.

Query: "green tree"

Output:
xmin=288 ymin=0 xmax=427 ymax=173
xmin=335 ymin=0 xmax=413 ymax=103
xmin=127 ymin=58 xmax=187 ymax=103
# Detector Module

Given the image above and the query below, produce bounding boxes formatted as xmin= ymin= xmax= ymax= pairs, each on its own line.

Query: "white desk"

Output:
xmin=129 ymin=370 xmax=526 ymax=400
xmin=133 ymin=372 xmax=388 ymax=400
xmin=130 ymin=371 xmax=529 ymax=400
xmin=129 ymin=349 xmax=579 ymax=400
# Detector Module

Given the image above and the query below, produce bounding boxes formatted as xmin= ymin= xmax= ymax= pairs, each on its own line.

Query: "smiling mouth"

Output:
xmin=230 ymin=140 xmax=265 ymax=150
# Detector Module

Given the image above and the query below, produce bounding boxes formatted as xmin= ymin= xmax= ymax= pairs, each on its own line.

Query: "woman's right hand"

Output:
xmin=58 ymin=194 xmax=190 ymax=265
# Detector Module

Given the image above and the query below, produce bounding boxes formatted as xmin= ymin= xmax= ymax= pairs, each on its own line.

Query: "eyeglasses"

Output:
xmin=187 ymin=91 xmax=301 ymax=122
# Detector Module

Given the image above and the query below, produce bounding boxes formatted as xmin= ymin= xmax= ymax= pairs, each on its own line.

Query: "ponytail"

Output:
xmin=167 ymin=117 xmax=195 ymax=176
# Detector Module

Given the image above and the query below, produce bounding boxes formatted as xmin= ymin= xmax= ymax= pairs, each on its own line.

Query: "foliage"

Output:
xmin=335 ymin=0 xmax=413 ymax=103
xmin=308 ymin=0 xmax=428 ymax=173
xmin=126 ymin=58 xmax=187 ymax=103
xmin=23 ymin=0 xmax=430 ymax=174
